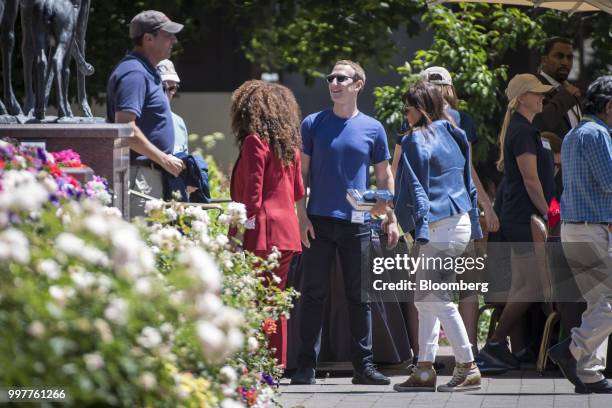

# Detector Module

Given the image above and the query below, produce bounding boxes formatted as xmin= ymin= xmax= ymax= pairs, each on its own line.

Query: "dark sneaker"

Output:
xmin=578 ymin=379 xmax=612 ymax=394
xmin=290 ymin=367 xmax=316 ymax=385
xmin=352 ymin=365 xmax=390 ymax=385
xmin=480 ymin=341 xmax=520 ymax=369
xmin=437 ymin=362 xmax=481 ymax=392
xmin=548 ymin=337 xmax=587 ymax=393
xmin=475 ymin=351 xmax=510 ymax=375
xmin=515 ymin=347 xmax=538 ymax=365
xmin=393 ymin=365 xmax=436 ymax=392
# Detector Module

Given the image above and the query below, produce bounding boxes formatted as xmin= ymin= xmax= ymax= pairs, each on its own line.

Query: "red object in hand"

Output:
xmin=548 ymin=197 xmax=560 ymax=230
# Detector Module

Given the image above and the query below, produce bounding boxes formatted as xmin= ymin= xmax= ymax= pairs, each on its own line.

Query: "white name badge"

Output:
xmin=541 ymin=137 xmax=551 ymax=150
xmin=351 ymin=210 xmax=365 ymax=224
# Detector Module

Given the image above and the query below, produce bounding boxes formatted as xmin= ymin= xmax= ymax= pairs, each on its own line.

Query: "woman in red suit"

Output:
xmin=229 ymin=80 xmax=304 ymax=367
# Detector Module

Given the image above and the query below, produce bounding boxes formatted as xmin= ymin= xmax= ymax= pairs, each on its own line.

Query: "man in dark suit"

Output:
xmin=533 ymin=37 xmax=586 ymax=351
xmin=533 ymin=37 xmax=582 ymax=139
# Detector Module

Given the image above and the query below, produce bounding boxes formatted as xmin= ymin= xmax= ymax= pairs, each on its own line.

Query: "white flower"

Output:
xmin=227 ymin=202 xmax=247 ymax=225
xmin=55 ymin=233 xmax=84 ymax=256
xmin=93 ymin=319 xmax=113 ymax=343
xmin=221 ymin=399 xmax=245 ymax=408
xmin=37 ymin=259 xmax=61 ymax=279
xmin=41 ymin=176 xmax=58 ymax=193
xmin=227 ymin=328 xmax=245 ymax=352
xmin=137 ymin=327 xmax=162 ymax=349
xmin=195 ymin=293 xmax=223 ymax=315
xmin=71 ymin=269 xmax=97 ymax=290
xmin=191 ymin=220 xmax=208 ymax=234
xmin=134 ymin=277 xmax=154 ymax=296
xmin=84 ymin=215 xmax=108 ymax=237
xmin=253 ymin=387 xmax=275 ymax=408
xmin=219 ymin=366 xmax=238 ymax=384
xmin=102 ymin=207 xmax=122 ymax=218
xmin=144 ymin=199 xmax=164 ymax=214
xmin=138 ymin=372 xmax=157 ymax=390
xmin=215 ymin=234 xmax=229 ymax=247
xmin=160 ymin=323 xmax=173 ymax=335
xmin=104 ymin=298 xmax=129 ymax=325
xmin=0 ymin=228 xmax=30 ymax=264
xmin=49 ymin=285 xmax=75 ymax=307
xmin=196 ymin=321 xmax=225 ymax=355
xmin=179 ymin=247 xmax=222 ymax=292
xmin=83 ymin=352 xmax=105 ymax=370
xmin=247 ymin=336 xmax=259 ymax=352
xmin=212 ymin=307 xmax=244 ymax=330
xmin=175 ymin=383 xmax=190 ymax=400
xmin=0 ymin=170 xmax=49 ymax=212
xmin=27 ymin=321 xmax=45 ymax=338
xmin=81 ymin=246 xmax=110 ymax=267
xmin=184 ymin=206 xmax=209 ymax=223
xmin=164 ymin=208 xmax=178 ymax=221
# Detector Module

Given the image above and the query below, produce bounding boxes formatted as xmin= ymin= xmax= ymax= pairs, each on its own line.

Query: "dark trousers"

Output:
xmin=297 ymin=215 xmax=373 ymax=371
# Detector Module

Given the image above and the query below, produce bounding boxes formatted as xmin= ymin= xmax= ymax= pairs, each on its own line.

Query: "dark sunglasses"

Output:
xmin=326 ymin=74 xmax=354 ymax=84
xmin=164 ymin=84 xmax=180 ymax=93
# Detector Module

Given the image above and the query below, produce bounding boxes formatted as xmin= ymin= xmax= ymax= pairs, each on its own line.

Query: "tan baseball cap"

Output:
xmin=157 ymin=59 xmax=180 ymax=83
xmin=129 ymin=10 xmax=184 ymax=39
xmin=506 ymin=74 xmax=553 ymax=101
xmin=421 ymin=66 xmax=453 ymax=86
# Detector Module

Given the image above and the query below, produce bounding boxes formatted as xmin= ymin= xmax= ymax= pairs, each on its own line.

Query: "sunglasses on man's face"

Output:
xmin=164 ymin=84 xmax=180 ymax=93
xmin=326 ymin=74 xmax=354 ymax=84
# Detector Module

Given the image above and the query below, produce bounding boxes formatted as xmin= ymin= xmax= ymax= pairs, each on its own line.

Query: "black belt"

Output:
xmin=563 ymin=221 xmax=610 ymax=226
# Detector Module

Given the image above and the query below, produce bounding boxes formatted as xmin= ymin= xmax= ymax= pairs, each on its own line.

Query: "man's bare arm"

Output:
xmin=115 ymin=111 xmax=184 ymax=177
xmin=296 ymin=153 xmax=315 ymax=247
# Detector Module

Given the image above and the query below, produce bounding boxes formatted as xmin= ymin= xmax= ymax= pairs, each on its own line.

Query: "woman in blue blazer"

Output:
xmin=393 ymin=81 xmax=483 ymax=393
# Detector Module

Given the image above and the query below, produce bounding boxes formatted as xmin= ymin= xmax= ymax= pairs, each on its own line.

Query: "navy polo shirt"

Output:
xmin=106 ymin=51 xmax=175 ymax=160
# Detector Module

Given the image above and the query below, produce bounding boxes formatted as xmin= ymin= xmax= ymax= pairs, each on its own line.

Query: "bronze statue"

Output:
xmin=0 ymin=0 xmax=95 ymax=122
xmin=0 ymin=0 xmax=23 ymax=116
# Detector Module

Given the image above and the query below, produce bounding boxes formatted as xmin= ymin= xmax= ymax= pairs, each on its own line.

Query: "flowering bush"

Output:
xmin=0 ymin=140 xmax=297 ymax=407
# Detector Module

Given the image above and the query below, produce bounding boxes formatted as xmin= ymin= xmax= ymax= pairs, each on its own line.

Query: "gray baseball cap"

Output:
xmin=129 ymin=10 xmax=184 ymax=39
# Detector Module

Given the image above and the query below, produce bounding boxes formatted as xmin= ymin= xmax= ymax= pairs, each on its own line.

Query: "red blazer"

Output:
xmin=230 ymin=134 xmax=305 ymax=252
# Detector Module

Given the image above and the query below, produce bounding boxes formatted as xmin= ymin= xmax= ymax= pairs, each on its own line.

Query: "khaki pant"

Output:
xmin=129 ymin=165 xmax=163 ymax=220
xmin=561 ymin=223 xmax=612 ymax=383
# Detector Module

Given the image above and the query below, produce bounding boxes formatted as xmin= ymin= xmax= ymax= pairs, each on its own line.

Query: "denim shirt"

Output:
xmin=393 ymin=120 xmax=482 ymax=242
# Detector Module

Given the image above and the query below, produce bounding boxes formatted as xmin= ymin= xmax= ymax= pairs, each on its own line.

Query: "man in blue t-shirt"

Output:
xmin=291 ymin=60 xmax=399 ymax=386
xmin=106 ymin=10 xmax=185 ymax=217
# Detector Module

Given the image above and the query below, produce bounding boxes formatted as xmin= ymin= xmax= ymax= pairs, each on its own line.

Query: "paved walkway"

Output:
xmin=278 ymin=349 xmax=611 ymax=408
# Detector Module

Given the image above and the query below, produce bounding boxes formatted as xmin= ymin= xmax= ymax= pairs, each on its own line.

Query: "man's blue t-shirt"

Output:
xmin=302 ymin=110 xmax=391 ymax=221
xmin=106 ymin=51 xmax=175 ymax=160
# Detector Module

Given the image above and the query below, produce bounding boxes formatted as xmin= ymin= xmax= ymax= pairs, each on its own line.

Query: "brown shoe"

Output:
xmin=393 ymin=365 xmax=436 ymax=392
xmin=437 ymin=362 xmax=481 ymax=392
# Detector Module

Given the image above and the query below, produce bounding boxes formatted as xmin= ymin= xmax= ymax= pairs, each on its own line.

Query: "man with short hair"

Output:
xmin=106 ymin=10 xmax=185 ymax=217
xmin=534 ymin=37 xmax=582 ymax=139
xmin=548 ymin=75 xmax=612 ymax=394
xmin=533 ymin=36 xmax=586 ymax=339
xmin=291 ymin=60 xmax=399 ymax=386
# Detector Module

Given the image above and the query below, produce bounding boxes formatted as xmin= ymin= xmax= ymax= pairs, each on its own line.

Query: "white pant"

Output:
xmin=414 ymin=213 xmax=474 ymax=363
xmin=561 ymin=223 xmax=612 ymax=383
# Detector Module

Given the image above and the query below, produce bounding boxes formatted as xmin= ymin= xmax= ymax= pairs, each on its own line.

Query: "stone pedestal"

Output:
xmin=0 ymin=124 xmax=133 ymax=217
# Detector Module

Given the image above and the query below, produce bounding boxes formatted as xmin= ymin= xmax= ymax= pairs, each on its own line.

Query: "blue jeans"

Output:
xmin=297 ymin=215 xmax=373 ymax=371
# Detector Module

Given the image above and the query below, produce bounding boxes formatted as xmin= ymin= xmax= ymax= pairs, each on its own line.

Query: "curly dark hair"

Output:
xmin=230 ymin=80 xmax=302 ymax=166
